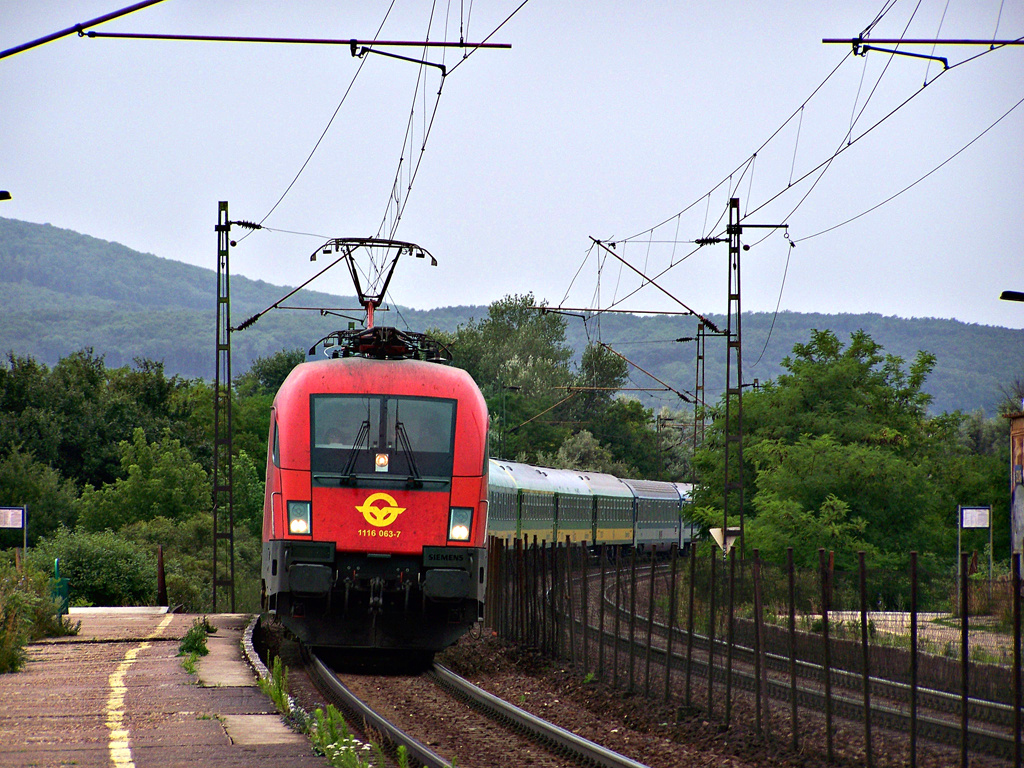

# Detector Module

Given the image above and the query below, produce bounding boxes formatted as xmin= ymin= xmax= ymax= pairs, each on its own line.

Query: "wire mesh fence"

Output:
xmin=485 ymin=536 xmax=1023 ymax=768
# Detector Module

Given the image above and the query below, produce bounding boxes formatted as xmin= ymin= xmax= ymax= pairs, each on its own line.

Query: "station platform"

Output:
xmin=0 ymin=608 xmax=328 ymax=767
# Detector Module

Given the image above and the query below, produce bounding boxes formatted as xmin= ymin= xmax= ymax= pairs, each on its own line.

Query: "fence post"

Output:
xmin=961 ymin=549 xmax=970 ymax=768
xmin=520 ymin=536 xmax=528 ymax=647
xmin=858 ymin=551 xmax=873 ymax=768
xmin=613 ymin=550 xmax=622 ymax=689
xmin=787 ymin=547 xmax=798 ymax=752
xmin=566 ymin=537 xmax=577 ymax=669
xmin=582 ymin=541 xmax=590 ymax=675
xmin=557 ymin=540 xmax=567 ymax=660
xmin=665 ymin=543 xmax=679 ymax=703
xmin=752 ymin=548 xmax=765 ymax=737
xmin=644 ymin=550 xmax=657 ymax=698
xmin=818 ymin=548 xmax=834 ymax=763
xmin=157 ymin=545 xmax=168 ymax=607
xmin=532 ymin=537 xmax=540 ymax=649
xmin=628 ymin=548 xmax=638 ymax=693
xmin=539 ymin=541 xmax=548 ymax=654
xmin=685 ymin=542 xmax=697 ymax=710
xmin=725 ymin=546 xmax=736 ymax=728
xmin=707 ymin=544 xmax=717 ymax=718
xmin=599 ymin=544 xmax=607 ymax=680
xmin=910 ymin=551 xmax=918 ymax=768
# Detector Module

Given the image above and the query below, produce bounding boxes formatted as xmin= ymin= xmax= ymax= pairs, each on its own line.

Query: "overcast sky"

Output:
xmin=3 ymin=1 xmax=1023 ymax=330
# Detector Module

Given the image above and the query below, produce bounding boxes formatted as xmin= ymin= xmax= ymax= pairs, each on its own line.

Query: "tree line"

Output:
xmin=0 ymin=294 xmax=1019 ymax=624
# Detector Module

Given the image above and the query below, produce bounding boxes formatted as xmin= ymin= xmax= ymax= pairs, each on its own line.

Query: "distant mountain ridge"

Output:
xmin=2 ymin=216 xmax=1022 ymax=416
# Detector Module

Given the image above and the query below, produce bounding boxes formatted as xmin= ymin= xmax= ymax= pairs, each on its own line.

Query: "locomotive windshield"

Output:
xmin=310 ymin=394 xmax=456 ymax=487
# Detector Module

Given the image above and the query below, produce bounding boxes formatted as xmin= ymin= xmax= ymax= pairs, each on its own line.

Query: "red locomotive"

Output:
xmin=261 ymin=321 xmax=489 ymax=658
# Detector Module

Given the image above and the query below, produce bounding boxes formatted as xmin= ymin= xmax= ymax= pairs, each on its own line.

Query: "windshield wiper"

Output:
xmin=342 ymin=419 xmax=371 ymax=477
xmin=394 ymin=420 xmax=421 ymax=482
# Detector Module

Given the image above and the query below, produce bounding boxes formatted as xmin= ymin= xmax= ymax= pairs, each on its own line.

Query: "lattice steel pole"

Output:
xmin=212 ymin=201 xmax=235 ymax=612
xmin=723 ymin=198 xmax=745 ymax=557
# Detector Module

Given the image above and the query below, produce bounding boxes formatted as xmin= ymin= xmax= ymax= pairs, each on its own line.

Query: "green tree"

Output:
xmin=693 ymin=329 xmax=1006 ymax=569
xmin=235 ymin=348 xmax=305 ymax=397
xmin=77 ymin=428 xmax=209 ymax=532
xmin=536 ymin=429 xmax=633 ymax=476
xmin=0 ymin=447 xmax=77 ymax=546
xmin=0 ymin=350 xmax=206 ymax=490
xmin=233 ymin=450 xmax=265 ymax=538
xmin=567 ymin=343 xmax=628 ymax=420
xmin=435 ymin=294 xmax=575 ymax=462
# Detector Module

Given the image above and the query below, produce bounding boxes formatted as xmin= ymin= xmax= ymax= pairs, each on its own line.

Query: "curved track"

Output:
xmin=306 ymin=649 xmax=652 ymax=768
xmin=589 ymin=561 xmax=1019 ymax=761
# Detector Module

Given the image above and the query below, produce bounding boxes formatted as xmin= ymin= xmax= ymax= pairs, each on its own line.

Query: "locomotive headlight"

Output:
xmin=448 ymin=507 xmax=473 ymax=542
xmin=287 ymin=501 xmax=312 ymax=536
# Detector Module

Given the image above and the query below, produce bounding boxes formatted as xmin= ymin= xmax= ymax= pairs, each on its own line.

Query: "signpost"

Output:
xmin=710 ymin=526 xmax=742 ymax=559
xmin=0 ymin=505 xmax=27 ymax=553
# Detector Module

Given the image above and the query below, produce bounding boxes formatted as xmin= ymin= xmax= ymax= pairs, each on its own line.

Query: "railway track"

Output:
xmin=306 ymin=649 xmax=652 ymax=768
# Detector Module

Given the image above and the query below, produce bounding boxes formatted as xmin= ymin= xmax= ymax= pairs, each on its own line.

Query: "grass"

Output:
xmin=258 ymin=656 xmax=399 ymax=768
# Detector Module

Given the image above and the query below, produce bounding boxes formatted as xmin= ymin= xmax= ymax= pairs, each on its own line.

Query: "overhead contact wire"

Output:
xmin=235 ymin=1 xmax=397 ymax=245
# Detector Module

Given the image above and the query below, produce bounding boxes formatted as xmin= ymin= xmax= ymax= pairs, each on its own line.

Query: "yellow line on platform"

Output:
xmin=105 ymin=613 xmax=175 ymax=766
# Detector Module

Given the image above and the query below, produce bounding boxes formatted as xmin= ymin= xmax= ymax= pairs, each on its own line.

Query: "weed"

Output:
xmin=181 ymin=651 xmax=199 ymax=676
xmin=258 ymin=654 xmax=291 ymax=715
xmin=178 ymin=617 xmax=214 ymax=657
xmin=310 ymin=704 xmax=393 ymax=767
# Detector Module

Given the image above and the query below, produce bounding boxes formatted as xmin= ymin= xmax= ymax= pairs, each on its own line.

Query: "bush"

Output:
xmin=0 ymin=557 xmax=78 ymax=674
xmin=27 ymin=528 xmax=156 ymax=606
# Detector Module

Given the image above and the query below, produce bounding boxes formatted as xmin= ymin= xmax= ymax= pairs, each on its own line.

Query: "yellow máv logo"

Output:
xmin=356 ymin=492 xmax=406 ymax=527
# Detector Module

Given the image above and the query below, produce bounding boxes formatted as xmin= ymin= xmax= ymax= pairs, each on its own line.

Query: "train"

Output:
xmin=487 ymin=459 xmax=696 ymax=552
xmin=260 ymin=324 xmax=697 ymax=658
xmin=261 ymin=325 xmax=490 ymax=656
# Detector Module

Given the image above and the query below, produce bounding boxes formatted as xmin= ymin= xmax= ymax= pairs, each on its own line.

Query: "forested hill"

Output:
xmin=2 ymin=216 xmax=1022 ymax=415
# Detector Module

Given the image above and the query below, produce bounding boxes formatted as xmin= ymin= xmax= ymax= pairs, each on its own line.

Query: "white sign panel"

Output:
xmin=0 ymin=507 xmax=24 ymax=529
xmin=960 ymin=506 xmax=990 ymax=529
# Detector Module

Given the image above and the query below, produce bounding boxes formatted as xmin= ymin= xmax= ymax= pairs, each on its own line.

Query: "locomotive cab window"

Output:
xmin=311 ymin=394 xmax=456 ymax=486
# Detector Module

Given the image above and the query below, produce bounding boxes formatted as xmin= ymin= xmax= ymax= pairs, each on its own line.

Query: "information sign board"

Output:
xmin=960 ymin=506 xmax=990 ymax=529
xmin=0 ymin=507 xmax=24 ymax=529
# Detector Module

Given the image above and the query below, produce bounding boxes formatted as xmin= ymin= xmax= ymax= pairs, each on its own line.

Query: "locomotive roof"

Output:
xmin=278 ymin=356 xmax=482 ymax=401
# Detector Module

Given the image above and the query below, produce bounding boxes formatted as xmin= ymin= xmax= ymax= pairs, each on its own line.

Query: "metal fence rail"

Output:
xmin=486 ymin=538 xmax=1023 ymax=768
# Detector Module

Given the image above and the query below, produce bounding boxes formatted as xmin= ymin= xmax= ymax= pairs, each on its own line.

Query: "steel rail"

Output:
xmin=430 ymin=664 xmax=651 ymax=768
xmin=587 ymin=564 xmax=1018 ymax=759
xmin=307 ymin=651 xmax=452 ymax=768
xmin=602 ymin=582 xmax=1018 ymax=728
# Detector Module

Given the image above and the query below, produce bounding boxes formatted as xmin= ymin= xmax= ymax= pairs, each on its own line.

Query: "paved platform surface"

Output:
xmin=0 ymin=608 xmax=329 ymax=767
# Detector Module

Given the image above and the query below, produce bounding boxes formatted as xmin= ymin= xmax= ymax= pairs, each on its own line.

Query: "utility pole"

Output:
xmin=212 ymin=202 xmax=235 ymax=612
xmin=697 ymin=198 xmax=787 ymax=559
xmin=723 ymin=198 xmax=745 ymax=558
xmin=694 ymin=321 xmax=706 ymax=462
